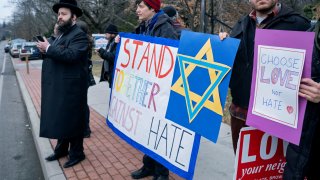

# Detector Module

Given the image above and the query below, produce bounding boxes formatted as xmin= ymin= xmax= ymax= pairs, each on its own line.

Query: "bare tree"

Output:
xmin=6 ymin=0 xmax=316 ymax=39
xmin=79 ymin=0 xmax=136 ymax=32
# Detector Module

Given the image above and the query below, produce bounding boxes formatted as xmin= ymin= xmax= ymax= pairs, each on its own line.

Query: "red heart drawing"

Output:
xmin=287 ymin=106 xmax=293 ymax=114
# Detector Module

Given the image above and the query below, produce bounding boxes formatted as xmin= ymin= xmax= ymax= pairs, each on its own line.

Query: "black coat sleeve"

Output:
xmin=46 ymin=31 xmax=88 ymax=64
xmin=98 ymin=47 xmax=115 ymax=65
xmin=98 ymin=42 xmax=117 ymax=66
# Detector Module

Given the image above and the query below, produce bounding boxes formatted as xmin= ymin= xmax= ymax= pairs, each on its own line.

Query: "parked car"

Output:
xmin=10 ymin=42 xmax=22 ymax=58
xmin=10 ymin=38 xmax=26 ymax=45
xmin=19 ymin=42 xmax=42 ymax=60
xmin=4 ymin=44 xmax=10 ymax=53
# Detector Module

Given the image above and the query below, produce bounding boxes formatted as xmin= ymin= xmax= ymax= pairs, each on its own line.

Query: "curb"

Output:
xmin=14 ymin=60 xmax=66 ymax=180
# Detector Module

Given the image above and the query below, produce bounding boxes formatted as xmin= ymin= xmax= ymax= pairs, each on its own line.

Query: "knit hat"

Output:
xmin=162 ymin=6 xmax=176 ymax=18
xmin=104 ymin=24 xmax=118 ymax=34
xmin=143 ymin=0 xmax=161 ymax=12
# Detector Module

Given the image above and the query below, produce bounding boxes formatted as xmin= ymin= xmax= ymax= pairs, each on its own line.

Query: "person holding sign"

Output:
xmin=97 ymin=24 xmax=118 ymax=88
xmin=115 ymin=0 xmax=178 ymax=180
xmin=283 ymin=8 xmax=320 ymax=179
xmin=220 ymin=0 xmax=310 ymax=153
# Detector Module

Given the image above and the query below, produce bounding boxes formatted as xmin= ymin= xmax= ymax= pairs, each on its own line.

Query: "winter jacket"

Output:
xmin=283 ymin=23 xmax=320 ymax=180
xmin=230 ymin=4 xmax=310 ymax=108
xmin=98 ymin=37 xmax=117 ymax=88
xmin=135 ymin=11 xmax=178 ymax=40
xmin=40 ymin=24 xmax=88 ymax=139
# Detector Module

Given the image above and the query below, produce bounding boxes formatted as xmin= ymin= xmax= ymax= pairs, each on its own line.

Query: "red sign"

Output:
xmin=234 ymin=127 xmax=288 ymax=180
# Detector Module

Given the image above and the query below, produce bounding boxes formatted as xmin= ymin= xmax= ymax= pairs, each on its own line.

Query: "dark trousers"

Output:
xmin=306 ymin=122 xmax=320 ymax=179
xmin=143 ymin=155 xmax=169 ymax=176
xmin=283 ymin=102 xmax=320 ymax=179
xmin=306 ymin=119 xmax=320 ymax=180
xmin=54 ymin=136 xmax=84 ymax=160
xmin=231 ymin=116 xmax=247 ymax=154
xmin=84 ymin=104 xmax=91 ymax=135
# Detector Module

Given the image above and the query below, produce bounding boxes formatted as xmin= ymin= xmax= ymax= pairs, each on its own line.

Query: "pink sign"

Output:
xmin=246 ymin=29 xmax=314 ymax=145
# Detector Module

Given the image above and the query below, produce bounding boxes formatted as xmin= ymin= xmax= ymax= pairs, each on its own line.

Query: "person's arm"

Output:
xmin=36 ymin=37 xmax=50 ymax=54
xmin=98 ymin=42 xmax=116 ymax=65
xmin=299 ymin=78 xmax=320 ymax=103
xmin=46 ymin=32 xmax=88 ymax=64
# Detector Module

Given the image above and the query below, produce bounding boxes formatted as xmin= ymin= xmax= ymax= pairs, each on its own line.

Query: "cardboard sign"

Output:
xmin=107 ymin=33 xmax=200 ymax=179
xmin=247 ymin=29 xmax=314 ymax=145
xmin=166 ymin=31 xmax=240 ymax=142
xmin=252 ymin=45 xmax=305 ymax=128
xmin=234 ymin=127 xmax=288 ymax=180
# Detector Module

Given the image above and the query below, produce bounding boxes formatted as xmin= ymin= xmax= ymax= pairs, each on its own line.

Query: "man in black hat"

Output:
xmin=97 ymin=24 xmax=118 ymax=88
xmin=36 ymin=0 xmax=89 ymax=168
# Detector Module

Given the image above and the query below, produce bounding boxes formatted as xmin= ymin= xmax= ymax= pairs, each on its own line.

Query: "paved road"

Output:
xmin=0 ymin=41 xmax=44 ymax=180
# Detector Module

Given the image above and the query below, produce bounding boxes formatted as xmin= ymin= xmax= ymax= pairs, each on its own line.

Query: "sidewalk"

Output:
xmin=13 ymin=58 xmax=234 ymax=180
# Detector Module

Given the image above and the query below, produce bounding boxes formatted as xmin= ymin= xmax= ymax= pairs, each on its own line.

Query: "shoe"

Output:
xmin=131 ymin=166 xmax=154 ymax=179
xmin=63 ymin=155 xmax=85 ymax=168
xmin=83 ymin=128 xmax=91 ymax=138
xmin=45 ymin=153 xmax=68 ymax=161
xmin=83 ymin=132 xmax=91 ymax=138
xmin=153 ymin=175 xmax=169 ymax=180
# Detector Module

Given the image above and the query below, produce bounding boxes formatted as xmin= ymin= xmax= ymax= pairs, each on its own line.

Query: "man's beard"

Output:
xmin=57 ymin=17 xmax=73 ymax=33
xmin=256 ymin=5 xmax=276 ymax=14
xmin=253 ymin=1 xmax=277 ymax=14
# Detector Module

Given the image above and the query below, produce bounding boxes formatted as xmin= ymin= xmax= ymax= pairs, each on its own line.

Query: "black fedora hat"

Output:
xmin=53 ymin=0 xmax=83 ymax=17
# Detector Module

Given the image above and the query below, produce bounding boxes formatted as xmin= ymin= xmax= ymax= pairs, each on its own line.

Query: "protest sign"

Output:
xmin=247 ymin=29 xmax=314 ymax=145
xmin=252 ymin=45 xmax=305 ymax=128
xmin=234 ymin=127 xmax=288 ymax=180
xmin=107 ymin=33 xmax=200 ymax=179
xmin=166 ymin=31 xmax=240 ymax=142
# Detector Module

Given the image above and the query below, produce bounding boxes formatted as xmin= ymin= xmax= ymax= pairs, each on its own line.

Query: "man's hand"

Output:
xmin=96 ymin=48 xmax=103 ymax=57
xmin=36 ymin=37 xmax=49 ymax=53
xmin=299 ymin=78 xmax=320 ymax=103
xmin=219 ymin=32 xmax=229 ymax=41
xmin=115 ymin=35 xmax=120 ymax=43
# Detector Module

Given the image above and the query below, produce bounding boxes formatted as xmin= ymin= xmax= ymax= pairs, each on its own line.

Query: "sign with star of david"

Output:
xmin=107 ymin=33 xmax=201 ymax=180
xmin=166 ymin=31 xmax=240 ymax=142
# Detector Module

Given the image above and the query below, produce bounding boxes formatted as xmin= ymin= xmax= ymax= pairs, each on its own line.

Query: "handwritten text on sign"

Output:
xmin=108 ymin=37 xmax=196 ymax=172
xmin=252 ymin=45 xmax=305 ymax=128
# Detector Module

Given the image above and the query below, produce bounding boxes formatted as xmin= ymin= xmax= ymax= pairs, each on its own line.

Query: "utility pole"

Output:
xmin=200 ymin=0 xmax=206 ymax=33
xmin=211 ymin=1 xmax=214 ymax=34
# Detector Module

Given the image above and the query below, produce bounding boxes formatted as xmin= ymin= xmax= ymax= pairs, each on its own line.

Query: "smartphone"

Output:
xmin=35 ymin=35 xmax=45 ymax=42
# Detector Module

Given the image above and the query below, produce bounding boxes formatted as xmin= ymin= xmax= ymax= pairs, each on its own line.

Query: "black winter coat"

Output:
xmin=40 ymin=24 xmax=89 ymax=139
xmin=283 ymin=23 xmax=320 ymax=180
xmin=99 ymin=37 xmax=117 ymax=88
xmin=230 ymin=5 xmax=310 ymax=108
xmin=135 ymin=12 xmax=178 ymax=39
